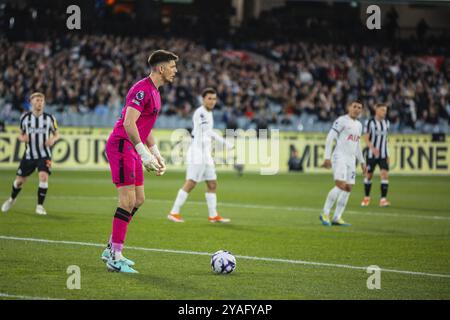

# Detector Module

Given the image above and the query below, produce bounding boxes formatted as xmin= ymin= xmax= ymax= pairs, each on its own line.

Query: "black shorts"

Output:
xmin=16 ymin=157 xmax=52 ymax=177
xmin=366 ymin=158 xmax=389 ymax=174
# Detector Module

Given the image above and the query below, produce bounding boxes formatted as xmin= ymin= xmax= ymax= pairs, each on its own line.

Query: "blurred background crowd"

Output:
xmin=1 ymin=0 xmax=449 ymax=133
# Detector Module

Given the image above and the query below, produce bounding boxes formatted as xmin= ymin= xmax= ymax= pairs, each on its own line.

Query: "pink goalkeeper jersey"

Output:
xmin=110 ymin=77 xmax=161 ymax=143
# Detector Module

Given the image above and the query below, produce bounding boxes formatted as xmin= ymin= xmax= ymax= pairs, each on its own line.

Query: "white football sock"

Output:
xmin=171 ymin=189 xmax=189 ymax=214
xmin=333 ymin=191 xmax=350 ymax=221
xmin=323 ymin=186 xmax=343 ymax=216
xmin=205 ymin=192 xmax=218 ymax=218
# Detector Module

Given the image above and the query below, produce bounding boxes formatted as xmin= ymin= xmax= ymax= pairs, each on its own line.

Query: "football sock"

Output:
xmin=323 ymin=186 xmax=343 ymax=216
xmin=107 ymin=207 xmax=138 ymax=248
xmin=171 ymin=189 xmax=188 ymax=214
xmin=111 ymin=207 xmax=131 ymax=256
xmin=381 ymin=180 xmax=389 ymax=199
xmin=205 ymin=192 xmax=218 ymax=218
xmin=364 ymin=178 xmax=372 ymax=197
xmin=333 ymin=191 xmax=350 ymax=221
xmin=37 ymin=181 xmax=48 ymax=205
xmin=11 ymin=180 xmax=22 ymax=200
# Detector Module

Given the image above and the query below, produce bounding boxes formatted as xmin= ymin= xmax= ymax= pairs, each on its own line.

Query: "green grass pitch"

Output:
xmin=0 ymin=169 xmax=449 ymax=299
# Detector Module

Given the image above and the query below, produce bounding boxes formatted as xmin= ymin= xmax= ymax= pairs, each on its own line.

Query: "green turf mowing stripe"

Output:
xmin=2 ymin=235 xmax=450 ymax=280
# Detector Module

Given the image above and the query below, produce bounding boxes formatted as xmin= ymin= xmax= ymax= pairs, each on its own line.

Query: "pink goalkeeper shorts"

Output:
xmin=106 ymin=137 xmax=144 ymax=188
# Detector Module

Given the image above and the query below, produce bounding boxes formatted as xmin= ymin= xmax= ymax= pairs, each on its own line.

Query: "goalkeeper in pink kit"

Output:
xmin=102 ymin=50 xmax=178 ymax=273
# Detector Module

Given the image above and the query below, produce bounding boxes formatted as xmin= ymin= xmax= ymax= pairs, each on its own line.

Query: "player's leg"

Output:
xmin=169 ymin=162 xmax=202 ymax=222
xmin=332 ymin=183 xmax=353 ymax=226
xmin=104 ymin=183 xmax=144 ymax=263
xmin=379 ymin=160 xmax=390 ymax=206
xmin=206 ymin=179 xmax=230 ymax=223
xmin=2 ymin=158 xmax=35 ymax=213
xmin=1 ymin=175 xmax=27 ymax=212
xmin=321 ymin=159 xmax=346 ymax=226
xmin=129 ymin=161 xmax=145 ymax=222
xmin=103 ymin=140 xmax=138 ymax=272
xmin=332 ymin=164 xmax=355 ymax=226
xmin=168 ymin=179 xmax=196 ymax=222
xmin=361 ymin=160 xmax=374 ymax=206
xmin=106 ymin=185 xmax=138 ymax=273
xmin=35 ymin=171 xmax=49 ymax=215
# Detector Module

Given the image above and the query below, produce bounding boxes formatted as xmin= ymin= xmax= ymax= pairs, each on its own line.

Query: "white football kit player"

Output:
xmin=186 ymin=106 xmax=232 ymax=182
xmin=324 ymin=115 xmax=365 ymax=184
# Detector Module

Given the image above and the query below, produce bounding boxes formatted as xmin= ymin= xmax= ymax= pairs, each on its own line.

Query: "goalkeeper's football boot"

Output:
xmin=208 ymin=214 xmax=230 ymax=223
xmin=106 ymin=252 xmax=138 ymax=274
xmin=167 ymin=213 xmax=185 ymax=223
xmin=101 ymin=247 xmax=135 ymax=266
xmin=1 ymin=198 xmax=16 ymax=213
xmin=379 ymin=198 xmax=391 ymax=207
xmin=332 ymin=218 xmax=351 ymax=226
xmin=319 ymin=214 xmax=331 ymax=226
xmin=361 ymin=197 xmax=370 ymax=207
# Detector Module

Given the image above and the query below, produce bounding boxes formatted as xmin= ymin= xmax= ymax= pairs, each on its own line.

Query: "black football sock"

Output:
xmin=364 ymin=179 xmax=372 ymax=197
xmin=37 ymin=182 xmax=48 ymax=205
xmin=11 ymin=181 xmax=22 ymax=200
xmin=381 ymin=180 xmax=389 ymax=198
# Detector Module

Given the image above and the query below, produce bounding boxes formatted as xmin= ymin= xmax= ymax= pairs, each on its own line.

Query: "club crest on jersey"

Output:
xmin=347 ymin=134 xmax=360 ymax=142
xmin=136 ymin=91 xmax=145 ymax=100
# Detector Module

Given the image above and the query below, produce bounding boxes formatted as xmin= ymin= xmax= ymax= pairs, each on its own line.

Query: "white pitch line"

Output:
xmin=1 ymin=235 xmax=450 ymax=280
xmin=3 ymin=194 xmax=449 ymax=222
xmin=0 ymin=293 xmax=63 ymax=300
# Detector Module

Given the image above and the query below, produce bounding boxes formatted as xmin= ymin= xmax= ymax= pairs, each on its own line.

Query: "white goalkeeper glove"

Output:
xmin=135 ymin=142 xmax=161 ymax=172
xmin=149 ymin=144 xmax=166 ymax=176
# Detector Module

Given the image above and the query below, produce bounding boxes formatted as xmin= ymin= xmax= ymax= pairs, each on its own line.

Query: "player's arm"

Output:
xmin=45 ymin=115 xmax=60 ymax=147
xmin=18 ymin=114 xmax=29 ymax=142
xmin=124 ymin=107 xmax=161 ymax=172
xmin=210 ymin=130 xmax=234 ymax=150
xmin=145 ymin=133 xmax=166 ymax=176
xmin=322 ymin=129 xmax=338 ymax=169
xmin=358 ymin=128 xmax=367 ymax=174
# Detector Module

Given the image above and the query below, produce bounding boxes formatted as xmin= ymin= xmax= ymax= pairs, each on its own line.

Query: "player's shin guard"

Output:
xmin=364 ymin=178 xmax=372 ymax=197
xmin=323 ymin=186 xmax=342 ymax=216
xmin=205 ymin=192 xmax=217 ymax=218
xmin=381 ymin=180 xmax=389 ymax=198
xmin=11 ymin=180 xmax=22 ymax=200
xmin=111 ymin=207 xmax=131 ymax=255
xmin=37 ymin=181 xmax=48 ymax=205
xmin=333 ymin=191 xmax=350 ymax=221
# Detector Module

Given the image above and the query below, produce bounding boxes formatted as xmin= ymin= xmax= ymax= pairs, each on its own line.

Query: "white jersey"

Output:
xmin=324 ymin=115 xmax=365 ymax=164
xmin=187 ymin=106 xmax=232 ymax=165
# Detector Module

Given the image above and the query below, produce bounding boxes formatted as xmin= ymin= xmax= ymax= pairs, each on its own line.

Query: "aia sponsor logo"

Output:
xmin=346 ymin=134 xmax=360 ymax=142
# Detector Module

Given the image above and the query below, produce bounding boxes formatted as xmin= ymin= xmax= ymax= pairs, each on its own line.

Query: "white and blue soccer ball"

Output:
xmin=211 ymin=250 xmax=236 ymax=274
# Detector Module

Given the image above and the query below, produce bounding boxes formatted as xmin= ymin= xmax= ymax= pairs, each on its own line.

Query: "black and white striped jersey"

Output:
xmin=364 ymin=118 xmax=390 ymax=159
xmin=20 ymin=112 xmax=58 ymax=160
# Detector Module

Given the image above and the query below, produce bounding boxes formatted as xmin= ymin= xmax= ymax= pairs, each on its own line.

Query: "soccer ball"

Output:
xmin=211 ymin=250 xmax=236 ymax=274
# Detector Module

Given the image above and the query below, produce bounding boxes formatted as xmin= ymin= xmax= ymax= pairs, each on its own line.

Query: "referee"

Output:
xmin=361 ymin=103 xmax=391 ymax=207
xmin=1 ymin=92 xmax=60 ymax=215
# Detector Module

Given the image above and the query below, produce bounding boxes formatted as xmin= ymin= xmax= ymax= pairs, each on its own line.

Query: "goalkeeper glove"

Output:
xmin=149 ymin=144 xmax=167 ymax=176
xmin=135 ymin=142 xmax=161 ymax=172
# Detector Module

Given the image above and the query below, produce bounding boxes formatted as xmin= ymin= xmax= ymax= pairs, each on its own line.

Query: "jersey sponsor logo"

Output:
xmin=136 ymin=91 xmax=145 ymax=100
xmin=132 ymin=99 xmax=141 ymax=105
xmin=347 ymin=134 xmax=360 ymax=142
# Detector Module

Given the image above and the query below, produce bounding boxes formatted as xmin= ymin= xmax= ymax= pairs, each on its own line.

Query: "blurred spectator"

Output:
xmin=288 ymin=145 xmax=303 ymax=172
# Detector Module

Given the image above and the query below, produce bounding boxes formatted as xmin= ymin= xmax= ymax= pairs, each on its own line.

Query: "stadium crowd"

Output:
xmin=0 ymin=33 xmax=449 ymax=131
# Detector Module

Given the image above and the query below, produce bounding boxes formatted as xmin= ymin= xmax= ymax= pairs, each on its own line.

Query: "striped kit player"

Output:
xmin=1 ymin=92 xmax=60 ymax=215
xmin=361 ymin=103 xmax=391 ymax=207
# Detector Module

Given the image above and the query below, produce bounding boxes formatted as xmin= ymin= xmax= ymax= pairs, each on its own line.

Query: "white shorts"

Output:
xmin=332 ymin=157 xmax=356 ymax=184
xmin=186 ymin=164 xmax=217 ymax=182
